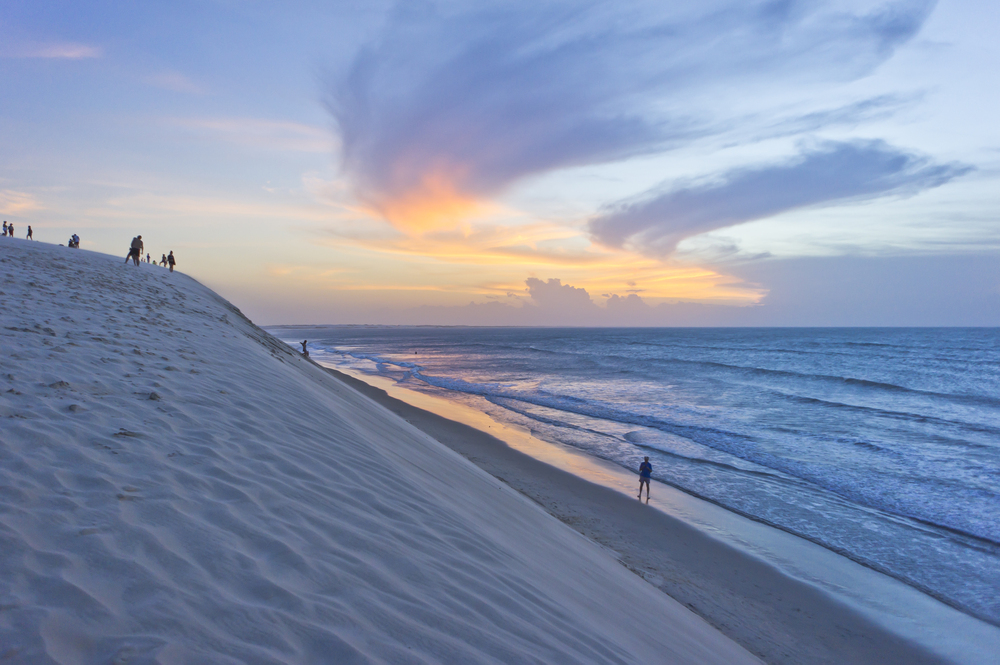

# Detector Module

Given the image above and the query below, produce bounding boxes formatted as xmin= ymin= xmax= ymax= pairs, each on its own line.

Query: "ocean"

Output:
xmin=269 ymin=326 xmax=1000 ymax=626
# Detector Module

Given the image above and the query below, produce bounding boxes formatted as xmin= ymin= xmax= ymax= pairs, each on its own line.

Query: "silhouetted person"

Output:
xmin=70 ymin=234 xmax=79 ymax=248
xmin=2 ymin=221 xmax=6 ymax=236
xmin=146 ymin=253 xmax=151 ymax=263
xmin=126 ymin=235 xmax=143 ymax=265
xmin=27 ymin=225 xmax=32 ymax=240
xmin=638 ymin=456 xmax=652 ymax=501
xmin=301 ymin=340 xmax=309 ymax=357
xmin=6 ymin=223 xmax=12 ymax=238
xmin=160 ymin=254 xmax=167 ymax=267
xmin=167 ymin=251 xmax=175 ymax=272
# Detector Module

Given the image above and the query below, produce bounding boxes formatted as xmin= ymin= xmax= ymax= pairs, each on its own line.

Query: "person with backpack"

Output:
xmin=125 ymin=235 xmax=143 ymax=265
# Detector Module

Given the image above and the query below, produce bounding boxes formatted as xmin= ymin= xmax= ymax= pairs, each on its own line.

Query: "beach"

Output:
xmin=0 ymin=239 xmax=756 ymax=663
xmin=318 ymin=367 xmax=1000 ymax=665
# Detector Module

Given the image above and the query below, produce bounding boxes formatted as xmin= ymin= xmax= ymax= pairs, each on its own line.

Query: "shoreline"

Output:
xmin=322 ymin=364 xmax=1000 ymax=664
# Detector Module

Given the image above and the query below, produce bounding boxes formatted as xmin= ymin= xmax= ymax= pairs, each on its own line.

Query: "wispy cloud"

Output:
xmin=589 ymin=140 xmax=972 ymax=255
xmin=4 ymin=42 xmax=102 ymax=59
xmin=166 ymin=117 xmax=334 ymax=153
xmin=0 ymin=190 xmax=40 ymax=214
xmin=317 ymin=216 xmax=761 ymax=302
xmin=327 ymin=0 xmax=936 ymax=231
xmin=144 ymin=71 xmax=207 ymax=95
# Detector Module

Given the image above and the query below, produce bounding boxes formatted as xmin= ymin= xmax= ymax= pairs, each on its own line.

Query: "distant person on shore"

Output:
xmin=2 ymin=221 xmax=6 ymax=236
xmin=167 ymin=250 xmax=176 ymax=272
xmin=638 ymin=456 xmax=652 ymax=500
xmin=301 ymin=340 xmax=309 ymax=357
xmin=27 ymin=226 xmax=33 ymax=240
xmin=146 ymin=253 xmax=151 ymax=263
xmin=71 ymin=234 xmax=79 ymax=248
xmin=6 ymin=223 xmax=12 ymax=238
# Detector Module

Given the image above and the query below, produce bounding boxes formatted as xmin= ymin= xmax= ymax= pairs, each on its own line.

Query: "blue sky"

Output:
xmin=2 ymin=0 xmax=998 ymax=325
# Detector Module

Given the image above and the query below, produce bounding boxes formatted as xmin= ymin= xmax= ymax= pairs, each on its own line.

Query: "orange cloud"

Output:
xmin=368 ymin=169 xmax=490 ymax=234
xmin=318 ymin=217 xmax=764 ymax=305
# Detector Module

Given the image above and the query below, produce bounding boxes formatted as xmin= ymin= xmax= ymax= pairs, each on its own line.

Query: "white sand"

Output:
xmin=0 ymin=239 xmax=758 ymax=664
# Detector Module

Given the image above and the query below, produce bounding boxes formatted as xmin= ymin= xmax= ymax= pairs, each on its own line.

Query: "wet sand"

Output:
xmin=326 ymin=366 xmax=1000 ymax=665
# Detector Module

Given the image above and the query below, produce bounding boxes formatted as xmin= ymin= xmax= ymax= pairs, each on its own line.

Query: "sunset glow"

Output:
xmin=1 ymin=1 xmax=996 ymax=325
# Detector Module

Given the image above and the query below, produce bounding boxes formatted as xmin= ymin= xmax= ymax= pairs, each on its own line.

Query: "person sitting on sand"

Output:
xmin=301 ymin=340 xmax=309 ymax=357
xmin=638 ymin=456 xmax=652 ymax=500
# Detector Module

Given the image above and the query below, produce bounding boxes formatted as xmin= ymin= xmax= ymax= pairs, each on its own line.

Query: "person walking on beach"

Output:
xmin=301 ymin=340 xmax=309 ymax=357
xmin=27 ymin=225 xmax=32 ymax=240
xmin=638 ymin=456 xmax=652 ymax=501
xmin=167 ymin=250 xmax=176 ymax=272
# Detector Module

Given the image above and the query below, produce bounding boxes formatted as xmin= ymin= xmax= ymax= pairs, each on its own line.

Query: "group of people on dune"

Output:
xmin=1 ymin=224 xmax=177 ymax=276
xmin=125 ymin=235 xmax=176 ymax=272
xmin=2 ymin=221 xmax=32 ymax=240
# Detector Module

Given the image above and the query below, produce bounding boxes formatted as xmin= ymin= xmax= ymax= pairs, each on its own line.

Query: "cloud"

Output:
xmin=524 ymin=277 xmax=596 ymax=314
xmin=0 ymin=190 xmax=39 ymax=215
xmin=589 ymin=140 xmax=972 ymax=254
xmin=327 ymin=0 xmax=936 ymax=230
xmin=166 ymin=117 xmax=333 ymax=153
xmin=3 ymin=43 xmax=102 ymax=59
xmin=264 ymin=254 xmax=1000 ymax=327
xmin=144 ymin=71 xmax=207 ymax=95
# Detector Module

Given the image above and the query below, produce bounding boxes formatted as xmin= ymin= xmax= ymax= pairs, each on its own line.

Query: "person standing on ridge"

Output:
xmin=7 ymin=223 xmax=13 ymax=238
xmin=2 ymin=221 xmax=7 ymax=236
xmin=167 ymin=250 xmax=176 ymax=272
xmin=638 ymin=456 xmax=652 ymax=501
xmin=160 ymin=254 xmax=167 ymax=267
xmin=301 ymin=340 xmax=309 ymax=357
xmin=27 ymin=226 xmax=33 ymax=240
xmin=126 ymin=235 xmax=143 ymax=266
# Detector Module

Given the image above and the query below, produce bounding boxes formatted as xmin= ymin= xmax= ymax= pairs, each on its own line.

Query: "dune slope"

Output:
xmin=0 ymin=240 xmax=756 ymax=664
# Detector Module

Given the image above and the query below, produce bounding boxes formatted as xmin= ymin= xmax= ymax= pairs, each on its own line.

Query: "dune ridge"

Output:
xmin=0 ymin=239 xmax=756 ymax=664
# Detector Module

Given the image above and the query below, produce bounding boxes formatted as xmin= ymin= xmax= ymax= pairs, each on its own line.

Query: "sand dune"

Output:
xmin=0 ymin=239 xmax=757 ymax=663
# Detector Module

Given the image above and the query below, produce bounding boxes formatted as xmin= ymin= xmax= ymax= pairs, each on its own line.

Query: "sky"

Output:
xmin=1 ymin=0 xmax=998 ymax=326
